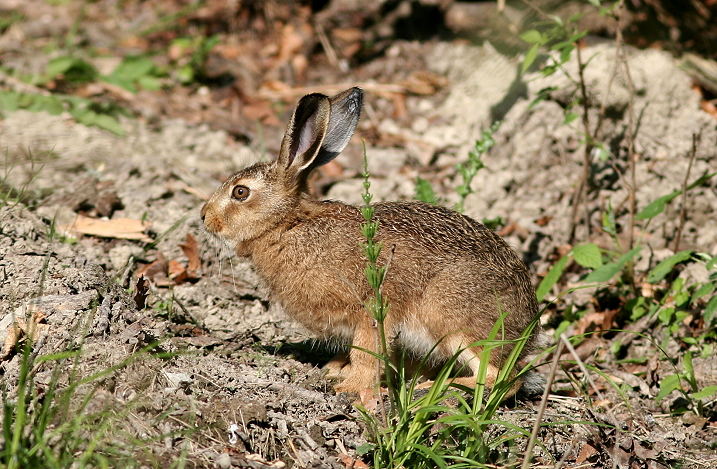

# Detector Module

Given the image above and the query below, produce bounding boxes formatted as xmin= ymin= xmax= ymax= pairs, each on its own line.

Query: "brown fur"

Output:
xmin=201 ymin=88 xmax=539 ymax=395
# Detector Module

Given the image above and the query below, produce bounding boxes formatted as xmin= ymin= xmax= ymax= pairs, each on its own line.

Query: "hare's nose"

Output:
xmin=200 ymin=204 xmax=208 ymax=223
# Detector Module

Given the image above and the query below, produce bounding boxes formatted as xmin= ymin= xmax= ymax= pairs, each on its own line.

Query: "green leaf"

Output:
xmin=559 ymin=43 xmax=575 ymax=64
xmin=637 ymin=171 xmax=717 ymax=221
xmin=414 ymin=177 xmax=439 ymax=205
xmin=536 ymin=255 xmax=569 ymax=302
xmin=176 ymin=64 xmax=194 ymax=84
xmin=93 ymin=114 xmax=124 ymax=135
xmin=137 ymin=75 xmax=161 ymax=91
xmin=602 ymin=202 xmax=617 ymax=236
xmin=522 ymin=44 xmax=540 ymax=74
xmin=636 ymin=191 xmax=681 ymax=220
xmin=583 ymin=246 xmax=641 ymax=283
xmin=520 ymin=29 xmax=543 ymax=44
xmin=46 ymin=56 xmax=76 ymax=77
xmin=658 ymin=306 xmax=675 ymax=325
xmin=101 ymin=74 xmax=136 ymax=93
xmin=685 ymin=171 xmax=717 ymax=191
xmin=647 ymin=250 xmax=693 ymax=283
xmin=0 ymin=91 xmax=19 ymax=111
xmin=655 ymin=374 xmax=681 ymax=401
xmin=572 ymin=243 xmax=602 ymax=269
xmin=692 ymin=283 xmax=715 ymax=304
xmin=355 ymin=443 xmax=374 ymax=456
xmin=30 ymin=95 xmax=64 ymax=115
xmin=689 ymin=385 xmax=717 ymax=400
xmin=705 ymin=295 xmax=717 ymax=324
xmin=46 ymin=56 xmax=98 ymax=83
xmin=111 ymin=55 xmax=155 ymax=81
xmin=563 ymin=111 xmax=579 ymax=125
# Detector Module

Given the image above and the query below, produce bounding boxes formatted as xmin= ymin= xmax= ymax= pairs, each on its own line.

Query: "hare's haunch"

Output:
xmin=202 ymin=87 xmax=540 ymax=396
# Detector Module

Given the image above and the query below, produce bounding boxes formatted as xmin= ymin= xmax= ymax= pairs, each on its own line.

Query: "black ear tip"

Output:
xmin=346 ymin=87 xmax=363 ymax=113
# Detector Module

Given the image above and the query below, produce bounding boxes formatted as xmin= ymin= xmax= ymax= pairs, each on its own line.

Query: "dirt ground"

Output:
xmin=1 ymin=1 xmax=716 ymax=468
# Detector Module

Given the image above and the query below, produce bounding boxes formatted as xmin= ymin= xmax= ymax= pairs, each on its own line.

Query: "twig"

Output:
xmin=521 ymin=338 xmax=564 ymax=469
xmin=672 ymin=133 xmax=699 ymax=252
xmin=560 ymin=334 xmax=607 ymax=404
xmin=614 ymin=1 xmax=637 ymax=251
xmin=314 ymin=21 xmax=348 ymax=72
xmin=559 ymin=333 xmax=624 ymax=469
xmin=568 ymin=44 xmax=595 ymax=243
xmin=554 ymin=438 xmax=579 ymax=469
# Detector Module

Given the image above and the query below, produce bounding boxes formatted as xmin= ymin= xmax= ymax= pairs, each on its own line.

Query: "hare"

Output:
xmin=201 ymin=87 xmax=540 ymax=396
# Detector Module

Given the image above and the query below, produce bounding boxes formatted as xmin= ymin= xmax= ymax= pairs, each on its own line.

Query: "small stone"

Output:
xmin=215 ymin=452 xmax=232 ymax=469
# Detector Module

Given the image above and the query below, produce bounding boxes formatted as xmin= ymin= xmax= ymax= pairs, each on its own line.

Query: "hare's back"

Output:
xmin=374 ymin=201 xmax=516 ymax=262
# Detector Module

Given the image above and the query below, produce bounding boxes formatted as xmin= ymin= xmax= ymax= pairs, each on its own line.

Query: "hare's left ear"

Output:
xmin=277 ymin=93 xmax=331 ymax=172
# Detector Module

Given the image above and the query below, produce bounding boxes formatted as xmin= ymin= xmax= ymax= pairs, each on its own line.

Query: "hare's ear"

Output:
xmin=277 ymin=93 xmax=331 ymax=172
xmin=309 ymin=87 xmax=363 ymax=170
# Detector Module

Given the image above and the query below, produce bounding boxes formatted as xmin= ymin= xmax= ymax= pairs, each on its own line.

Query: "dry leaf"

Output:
xmin=358 ymin=388 xmax=381 ymax=413
xmin=700 ymin=99 xmax=717 ymax=119
xmin=134 ymin=276 xmax=150 ymax=309
xmin=337 ymin=453 xmax=370 ymax=469
xmin=62 ymin=215 xmax=151 ymax=242
xmin=1 ymin=323 xmax=21 ymax=360
xmin=575 ymin=442 xmax=598 ymax=463
xmin=179 ymin=233 xmax=201 ymax=276
xmin=400 ymin=71 xmax=448 ymax=95
xmin=390 ymin=92 xmax=407 ymax=119
xmin=168 ymin=259 xmax=188 ymax=283
xmin=1 ymin=311 xmax=49 ymax=360
xmin=535 ymin=215 xmax=553 ymax=227
xmin=276 ymin=24 xmax=304 ymax=66
xmin=136 ymin=253 xmax=168 ymax=280
xmin=332 ymin=28 xmax=362 ymax=42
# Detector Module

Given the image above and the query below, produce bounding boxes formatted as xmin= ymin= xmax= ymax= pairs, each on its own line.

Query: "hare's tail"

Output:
xmin=518 ymin=370 xmax=546 ymax=398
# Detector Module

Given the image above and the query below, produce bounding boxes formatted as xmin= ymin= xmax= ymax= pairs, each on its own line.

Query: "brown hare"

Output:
xmin=201 ymin=87 xmax=540 ymax=396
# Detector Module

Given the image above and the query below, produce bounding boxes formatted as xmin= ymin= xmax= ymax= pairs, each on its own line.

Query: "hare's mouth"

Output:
xmin=200 ymin=225 xmax=236 ymax=250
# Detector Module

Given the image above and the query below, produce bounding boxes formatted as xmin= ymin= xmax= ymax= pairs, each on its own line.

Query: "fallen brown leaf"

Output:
xmin=136 ymin=253 xmax=168 ymax=280
xmin=331 ymin=28 xmax=362 ymax=43
xmin=276 ymin=23 xmax=305 ymax=66
xmin=337 ymin=453 xmax=370 ymax=469
xmin=700 ymin=99 xmax=717 ymax=119
xmin=1 ymin=323 xmax=21 ymax=360
xmin=358 ymin=388 xmax=382 ymax=413
xmin=134 ymin=276 xmax=150 ymax=309
xmin=1 ymin=311 xmax=49 ymax=360
xmin=535 ymin=215 xmax=553 ymax=226
xmin=575 ymin=442 xmax=598 ymax=463
xmin=62 ymin=215 xmax=151 ymax=242
xmin=179 ymin=233 xmax=201 ymax=276
xmin=168 ymin=259 xmax=188 ymax=283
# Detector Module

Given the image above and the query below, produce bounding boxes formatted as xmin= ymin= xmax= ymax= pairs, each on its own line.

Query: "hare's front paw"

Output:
xmin=322 ymin=352 xmax=350 ymax=380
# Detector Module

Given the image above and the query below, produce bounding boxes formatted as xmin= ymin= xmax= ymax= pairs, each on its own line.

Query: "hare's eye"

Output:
xmin=232 ymin=185 xmax=250 ymax=201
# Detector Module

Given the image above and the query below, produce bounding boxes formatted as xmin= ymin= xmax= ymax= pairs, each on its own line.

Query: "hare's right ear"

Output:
xmin=276 ymin=93 xmax=331 ymax=173
xmin=308 ymin=87 xmax=363 ymax=171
